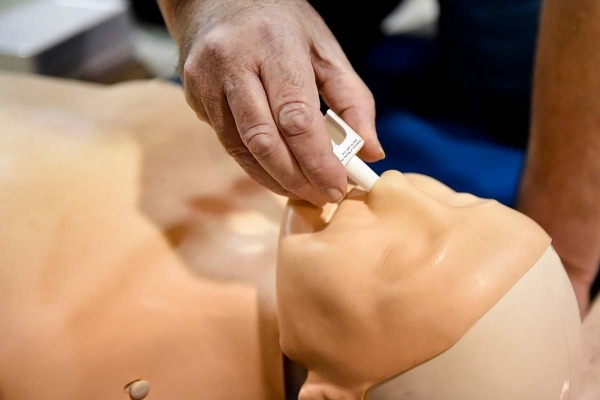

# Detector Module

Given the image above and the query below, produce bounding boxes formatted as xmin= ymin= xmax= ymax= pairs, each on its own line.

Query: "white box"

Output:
xmin=0 ymin=0 xmax=134 ymax=78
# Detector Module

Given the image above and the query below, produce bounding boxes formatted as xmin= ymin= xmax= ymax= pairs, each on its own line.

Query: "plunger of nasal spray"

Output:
xmin=325 ymin=109 xmax=380 ymax=191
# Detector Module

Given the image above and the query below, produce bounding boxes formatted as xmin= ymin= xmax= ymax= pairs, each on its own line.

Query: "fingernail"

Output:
xmin=321 ymin=187 xmax=343 ymax=203
xmin=378 ymin=146 xmax=386 ymax=160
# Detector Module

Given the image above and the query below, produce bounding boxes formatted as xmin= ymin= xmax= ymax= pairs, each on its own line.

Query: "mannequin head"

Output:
xmin=277 ymin=170 xmax=582 ymax=399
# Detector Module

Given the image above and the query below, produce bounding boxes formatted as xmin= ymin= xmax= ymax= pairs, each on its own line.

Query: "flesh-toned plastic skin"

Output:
xmin=0 ymin=71 xmax=583 ymax=400
xmin=277 ymin=171 xmax=582 ymax=400
xmin=0 ymin=72 xmax=285 ymax=400
xmin=369 ymin=245 xmax=582 ymax=400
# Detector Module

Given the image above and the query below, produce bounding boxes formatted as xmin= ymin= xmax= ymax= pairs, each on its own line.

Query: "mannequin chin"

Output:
xmin=277 ymin=170 xmax=582 ymax=400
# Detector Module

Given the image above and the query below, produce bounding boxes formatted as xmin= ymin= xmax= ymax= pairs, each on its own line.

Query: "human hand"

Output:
xmin=159 ymin=0 xmax=384 ymax=205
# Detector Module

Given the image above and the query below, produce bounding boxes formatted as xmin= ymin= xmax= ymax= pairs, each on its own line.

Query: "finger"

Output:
xmin=225 ymin=70 xmax=328 ymax=205
xmin=181 ymin=57 xmax=210 ymax=123
xmin=278 ymin=102 xmax=347 ymax=203
xmin=211 ymin=100 xmax=304 ymax=200
xmin=260 ymin=47 xmax=348 ymax=203
xmin=313 ymin=44 xmax=385 ymax=162
xmin=184 ymin=63 xmax=301 ymax=200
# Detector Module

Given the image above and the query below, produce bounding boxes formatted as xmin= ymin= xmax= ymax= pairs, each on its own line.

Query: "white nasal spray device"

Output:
xmin=325 ymin=109 xmax=380 ymax=191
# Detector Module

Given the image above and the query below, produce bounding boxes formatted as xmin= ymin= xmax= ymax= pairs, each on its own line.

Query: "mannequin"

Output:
xmin=0 ymin=72 xmax=285 ymax=400
xmin=0 ymin=71 xmax=582 ymax=399
xmin=278 ymin=170 xmax=582 ymax=399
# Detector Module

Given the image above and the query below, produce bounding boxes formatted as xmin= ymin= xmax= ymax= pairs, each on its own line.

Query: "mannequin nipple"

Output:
xmin=124 ymin=379 xmax=150 ymax=400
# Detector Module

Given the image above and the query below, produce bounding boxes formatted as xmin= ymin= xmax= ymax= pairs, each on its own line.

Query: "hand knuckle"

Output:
xmin=240 ymin=124 xmax=281 ymax=160
xmin=282 ymin=177 xmax=307 ymax=193
xmin=226 ymin=144 xmax=253 ymax=166
xmin=199 ymin=29 xmax=235 ymax=63
xmin=254 ymin=15 xmax=284 ymax=42
xmin=302 ymin=159 xmax=330 ymax=178
xmin=278 ymin=102 xmax=314 ymax=137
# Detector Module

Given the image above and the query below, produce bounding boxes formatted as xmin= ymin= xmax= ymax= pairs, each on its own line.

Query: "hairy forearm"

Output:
xmin=518 ymin=0 xmax=600 ymax=314
xmin=157 ymin=0 xmax=284 ymax=44
xmin=156 ymin=0 xmax=212 ymax=74
xmin=156 ymin=0 xmax=192 ymax=43
xmin=156 ymin=0 xmax=288 ymax=72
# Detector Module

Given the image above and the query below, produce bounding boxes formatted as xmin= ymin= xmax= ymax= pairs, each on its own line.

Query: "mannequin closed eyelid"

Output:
xmin=368 ymin=174 xmax=447 ymax=211
xmin=374 ymin=171 xmax=486 ymax=209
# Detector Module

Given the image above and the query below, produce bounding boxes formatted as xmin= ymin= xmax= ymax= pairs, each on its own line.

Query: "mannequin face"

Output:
xmin=277 ymin=170 xmax=553 ymax=399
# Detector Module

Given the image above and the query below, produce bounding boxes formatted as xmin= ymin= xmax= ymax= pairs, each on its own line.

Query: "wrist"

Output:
xmin=157 ymin=0 xmax=201 ymax=44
